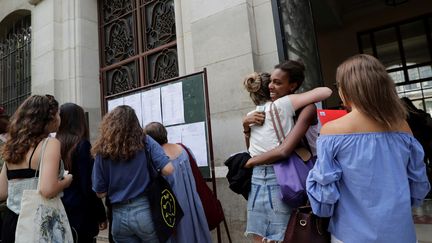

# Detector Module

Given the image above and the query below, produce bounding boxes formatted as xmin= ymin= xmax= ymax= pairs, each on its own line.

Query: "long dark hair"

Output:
xmin=1 ymin=95 xmax=59 ymax=164
xmin=56 ymin=103 xmax=89 ymax=170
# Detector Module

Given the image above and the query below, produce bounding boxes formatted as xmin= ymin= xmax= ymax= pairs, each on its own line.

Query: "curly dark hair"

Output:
xmin=1 ymin=94 xmax=59 ymax=164
xmin=91 ymin=105 xmax=145 ymax=161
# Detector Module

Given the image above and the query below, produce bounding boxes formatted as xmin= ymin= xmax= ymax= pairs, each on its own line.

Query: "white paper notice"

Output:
xmin=107 ymin=97 xmax=124 ymax=112
xmin=124 ymin=93 xmax=143 ymax=126
xmin=161 ymin=82 xmax=185 ymax=126
xmin=166 ymin=122 xmax=208 ymax=167
xmin=181 ymin=122 xmax=207 ymax=167
xmin=141 ymin=88 xmax=162 ymax=127
xmin=166 ymin=126 xmax=182 ymax=144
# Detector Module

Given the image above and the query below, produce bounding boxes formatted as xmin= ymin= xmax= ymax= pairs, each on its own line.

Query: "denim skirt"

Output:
xmin=245 ymin=165 xmax=291 ymax=242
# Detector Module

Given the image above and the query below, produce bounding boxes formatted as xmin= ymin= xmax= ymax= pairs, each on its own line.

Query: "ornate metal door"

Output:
xmin=0 ymin=14 xmax=31 ymax=115
xmin=98 ymin=0 xmax=178 ymax=111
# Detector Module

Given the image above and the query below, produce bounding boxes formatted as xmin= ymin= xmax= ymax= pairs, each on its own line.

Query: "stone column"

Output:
xmin=31 ymin=0 xmax=56 ymax=95
xmin=31 ymin=0 xmax=101 ymax=140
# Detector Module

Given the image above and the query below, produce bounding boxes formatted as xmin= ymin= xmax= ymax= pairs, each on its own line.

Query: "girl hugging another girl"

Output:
xmin=242 ymin=60 xmax=332 ymax=243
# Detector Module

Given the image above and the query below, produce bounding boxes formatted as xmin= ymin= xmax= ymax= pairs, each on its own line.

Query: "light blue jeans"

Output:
xmin=245 ymin=166 xmax=291 ymax=242
xmin=111 ymin=196 xmax=158 ymax=243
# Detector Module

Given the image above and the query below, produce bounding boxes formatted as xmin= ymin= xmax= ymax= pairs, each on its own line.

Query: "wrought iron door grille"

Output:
xmin=0 ymin=15 xmax=31 ymax=116
xmin=98 ymin=0 xmax=178 ymax=98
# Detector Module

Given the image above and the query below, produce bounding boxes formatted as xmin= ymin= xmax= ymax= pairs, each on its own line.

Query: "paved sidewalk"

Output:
xmin=95 ymin=199 xmax=432 ymax=243
xmin=414 ymin=199 xmax=432 ymax=243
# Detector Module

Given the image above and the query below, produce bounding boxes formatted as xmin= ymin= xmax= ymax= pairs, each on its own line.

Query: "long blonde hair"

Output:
xmin=336 ymin=54 xmax=407 ymax=128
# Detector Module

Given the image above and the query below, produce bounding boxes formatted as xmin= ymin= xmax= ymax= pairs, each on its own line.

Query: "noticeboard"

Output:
xmin=105 ymin=70 xmax=214 ymax=179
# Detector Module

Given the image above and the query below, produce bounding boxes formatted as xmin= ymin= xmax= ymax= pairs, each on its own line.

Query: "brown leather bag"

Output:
xmin=283 ymin=206 xmax=331 ymax=243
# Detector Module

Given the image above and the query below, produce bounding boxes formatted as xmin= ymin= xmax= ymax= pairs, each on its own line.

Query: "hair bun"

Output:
xmin=244 ymin=72 xmax=262 ymax=93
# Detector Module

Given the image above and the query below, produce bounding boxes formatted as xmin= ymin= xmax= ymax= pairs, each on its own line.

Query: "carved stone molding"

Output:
xmin=28 ymin=0 xmax=43 ymax=6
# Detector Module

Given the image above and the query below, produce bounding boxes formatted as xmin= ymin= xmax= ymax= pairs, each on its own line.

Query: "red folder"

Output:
xmin=317 ymin=109 xmax=348 ymax=125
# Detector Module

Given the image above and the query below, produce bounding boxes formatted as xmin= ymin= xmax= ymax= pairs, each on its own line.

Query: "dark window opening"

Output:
xmin=358 ymin=14 xmax=432 ymax=115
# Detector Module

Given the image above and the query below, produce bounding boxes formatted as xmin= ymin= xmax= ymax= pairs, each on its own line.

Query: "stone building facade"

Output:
xmin=1 ymin=0 xmax=431 ymax=242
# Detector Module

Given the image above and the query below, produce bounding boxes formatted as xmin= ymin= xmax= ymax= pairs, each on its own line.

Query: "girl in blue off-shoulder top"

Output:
xmin=306 ymin=54 xmax=431 ymax=243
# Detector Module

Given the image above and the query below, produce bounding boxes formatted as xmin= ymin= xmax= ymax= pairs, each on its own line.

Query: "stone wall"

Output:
xmin=30 ymin=0 xmax=101 ymax=141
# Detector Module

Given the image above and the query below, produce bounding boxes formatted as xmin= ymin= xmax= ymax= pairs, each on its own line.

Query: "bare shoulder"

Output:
xmin=162 ymin=143 xmax=183 ymax=160
xmin=173 ymin=143 xmax=184 ymax=152
xmin=320 ymin=114 xmax=353 ymax=135
xmin=46 ymin=137 xmax=61 ymax=147
xmin=395 ymin=120 xmax=412 ymax=134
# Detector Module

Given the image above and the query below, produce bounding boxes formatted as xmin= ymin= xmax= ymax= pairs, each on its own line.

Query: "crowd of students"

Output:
xmin=0 ymin=53 xmax=430 ymax=243
xmin=0 ymin=97 xmax=212 ymax=242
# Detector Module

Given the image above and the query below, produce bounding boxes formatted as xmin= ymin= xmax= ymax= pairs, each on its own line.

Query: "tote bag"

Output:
xmin=273 ymin=152 xmax=315 ymax=207
xmin=145 ymin=144 xmax=183 ymax=243
xmin=15 ymin=138 xmax=73 ymax=243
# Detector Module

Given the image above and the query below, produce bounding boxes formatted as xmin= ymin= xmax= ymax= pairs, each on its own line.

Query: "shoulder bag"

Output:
xmin=15 ymin=138 xmax=73 ymax=243
xmin=145 ymin=144 xmax=184 ymax=243
xmin=283 ymin=205 xmax=330 ymax=243
xmin=269 ymin=102 xmax=315 ymax=208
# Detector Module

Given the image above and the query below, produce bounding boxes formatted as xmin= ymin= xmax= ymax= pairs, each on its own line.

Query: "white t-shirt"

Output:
xmin=248 ymin=95 xmax=295 ymax=157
